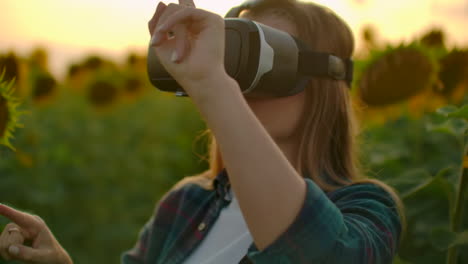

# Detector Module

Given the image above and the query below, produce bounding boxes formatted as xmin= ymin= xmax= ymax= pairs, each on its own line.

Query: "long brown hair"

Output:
xmin=173 ymin=0 xmax=406 ymax=240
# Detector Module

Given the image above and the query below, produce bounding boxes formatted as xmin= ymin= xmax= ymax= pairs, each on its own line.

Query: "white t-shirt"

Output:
xmin=183 ymin=188 xmax=254 ymax=264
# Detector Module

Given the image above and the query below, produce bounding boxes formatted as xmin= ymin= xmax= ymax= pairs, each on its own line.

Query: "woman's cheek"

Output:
xmin=246 ymin=95 xmax=305 ymax=141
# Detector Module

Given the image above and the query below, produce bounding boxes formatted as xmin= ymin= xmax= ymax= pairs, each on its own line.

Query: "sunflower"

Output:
xmin=0 ymin=52 xmax=24 ymax=97
xmin=355 ymin=44 xmax=438 ymax=107
xmin=420 ymin=28 xmax=446 ymax=49
xmin=435 ymin=49 xmax=468 ymax=103
xmin=87 ymin=78 xmax=119 ymax=110
xmin=0 ymin=71 xmax=24 ymax=150
xmin=83 ymin=66 xmax=125 ymax=113
xmin=0 ymin=52 xmax=20 ymax=83
xmin=82 ymin=55 xmax=105 ymax=71
xmin=30 ymin=47 xmax=49 ymax=71
xmin=126 ymin=52 xmax=147 ymax=72
xmin=122 ymin=74 xmax=147 ymax=101
xmin=65 ymin=64 xmax=79 ymax=81
xmin=30 ymin=71 xmax=58 ymax=105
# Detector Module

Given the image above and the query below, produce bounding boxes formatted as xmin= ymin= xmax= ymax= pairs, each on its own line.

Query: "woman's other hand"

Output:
xmin=0 ymin=222 xmax=25 ymax=261
xmin=148 ymin=0 xmax=232 ymax=101
xmin=0 ymin=204 xmax=73 ymax=264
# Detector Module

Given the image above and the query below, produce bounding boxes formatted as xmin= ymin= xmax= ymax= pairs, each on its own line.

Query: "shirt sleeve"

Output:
xmin=121 ymin=215 xmax=155 ymax=264
xmin=245 ymin=178 xmax=402 ymax=264
xmin=120 ymin=189 xmax=179 ymax=264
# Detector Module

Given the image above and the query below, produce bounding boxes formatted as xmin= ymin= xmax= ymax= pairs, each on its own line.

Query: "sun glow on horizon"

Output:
xmin=1 ymin=0 xmax=466 ymax=78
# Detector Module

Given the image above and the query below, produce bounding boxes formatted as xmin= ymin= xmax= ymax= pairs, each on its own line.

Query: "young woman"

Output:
xmin=0 ymin=0 xmax=405 ymax=263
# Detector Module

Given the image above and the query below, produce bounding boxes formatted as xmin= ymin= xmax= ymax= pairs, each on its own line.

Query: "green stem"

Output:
xmin=446 ymin=162 xmax=468 ymax=264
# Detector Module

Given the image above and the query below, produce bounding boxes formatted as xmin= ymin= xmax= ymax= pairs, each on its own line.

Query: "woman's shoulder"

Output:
xmin=155 ymin=170 xmax=215 ymax=207
xmin=150 ymin=171 xmax=215 ymax=217
xmin=169 ymin=170 xmax=215 ymax=193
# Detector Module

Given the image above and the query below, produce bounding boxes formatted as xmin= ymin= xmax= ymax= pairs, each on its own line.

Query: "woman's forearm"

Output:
xmin=189 ymin=73 xmax=307 ymax=251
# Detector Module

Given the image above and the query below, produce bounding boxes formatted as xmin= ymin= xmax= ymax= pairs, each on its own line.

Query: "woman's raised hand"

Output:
xmin=148 ymin=0 xmax=233 ymax=101
xmin=0 ymin=204 xmax=72 ymax=264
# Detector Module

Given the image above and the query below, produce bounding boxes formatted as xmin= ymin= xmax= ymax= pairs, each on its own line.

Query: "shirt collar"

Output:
xmin=213 ymin=168 xmax=231 ymax=202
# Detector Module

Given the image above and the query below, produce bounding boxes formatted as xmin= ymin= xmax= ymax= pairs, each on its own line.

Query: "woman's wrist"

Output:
xmin=55 ymin=246 xmax=73 ymax=264
xmin=185 ymin=68 xmax=241 ymax=106
xmin=59 ymin=251 xmax=73 ymax=264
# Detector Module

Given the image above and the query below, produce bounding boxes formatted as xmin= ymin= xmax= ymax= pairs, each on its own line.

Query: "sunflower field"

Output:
xmin=0 ymin=28 xmax=467 ymax=264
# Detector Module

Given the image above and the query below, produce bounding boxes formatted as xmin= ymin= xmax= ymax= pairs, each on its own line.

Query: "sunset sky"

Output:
xmin=1 ymin=0 xmax=467 ymax=79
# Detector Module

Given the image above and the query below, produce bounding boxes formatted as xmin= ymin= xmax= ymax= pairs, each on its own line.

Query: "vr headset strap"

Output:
xmin=226 ymin=2 xmax=354 ymax=88
xmin=298 ymin=51 xmax=354 ymax=87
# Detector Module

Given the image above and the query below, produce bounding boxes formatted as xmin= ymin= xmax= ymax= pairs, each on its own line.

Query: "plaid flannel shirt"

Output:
xmin=121 ymin=168 xmax=401 ymax=264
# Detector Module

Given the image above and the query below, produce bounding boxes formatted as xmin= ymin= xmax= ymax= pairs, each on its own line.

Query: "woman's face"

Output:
xmin=240 ymin=9 xmax=306 ymax=145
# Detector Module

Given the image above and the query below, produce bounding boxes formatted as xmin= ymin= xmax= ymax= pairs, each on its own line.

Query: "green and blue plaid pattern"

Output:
xmin=121 ymin=168 xmax=401 ymax=264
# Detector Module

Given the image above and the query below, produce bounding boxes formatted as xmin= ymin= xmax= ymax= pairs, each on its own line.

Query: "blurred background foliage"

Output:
xmin=0 ymin=26 xmax=467 ymax=264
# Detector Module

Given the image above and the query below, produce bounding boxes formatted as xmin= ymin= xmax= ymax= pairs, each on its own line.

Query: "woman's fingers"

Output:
xmin=156 ymin=7 xmax=206 ymax=34
xmin=0 ymin=246 xmax=11 ymax=261
xmin=0 ymin=205 xmax=71 ymax=264
xmin=7 ymin=244 xmax=47 ymax=263
xmin=150 ymin=3 xmax=185 ymax=47
xmin=0 ymin=230 xmax=10 ymax=260
xmin=4 ymin=234 xmax=24 ymax=260
xmin=173 ymin=26 xmax=190 ymax=63
xmin=153 ymin=6 xmax=209 ymax=49
xmin=179 ymin=0 xmax=196 ymax=7
xmin=150 ymin=1 xmax=221 ymax=64
xmin=151 ymin=4 xmax=200 ymax=62
xmin=0 ymin=223 xmax=25 ymax=261
xmin=148 ymin=2 xmax=167 ymax=36
xmin=5 ymin=225 xmax=25 ymax=245
xmin=0 ymin=204 xmax=41 ymax=237
xmin=4 ymin=223 xmax=27 ymax=239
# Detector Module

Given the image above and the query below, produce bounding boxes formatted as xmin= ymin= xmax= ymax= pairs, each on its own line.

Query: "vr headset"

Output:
xmin=147 ymin=0 xmax=354 ymax=98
